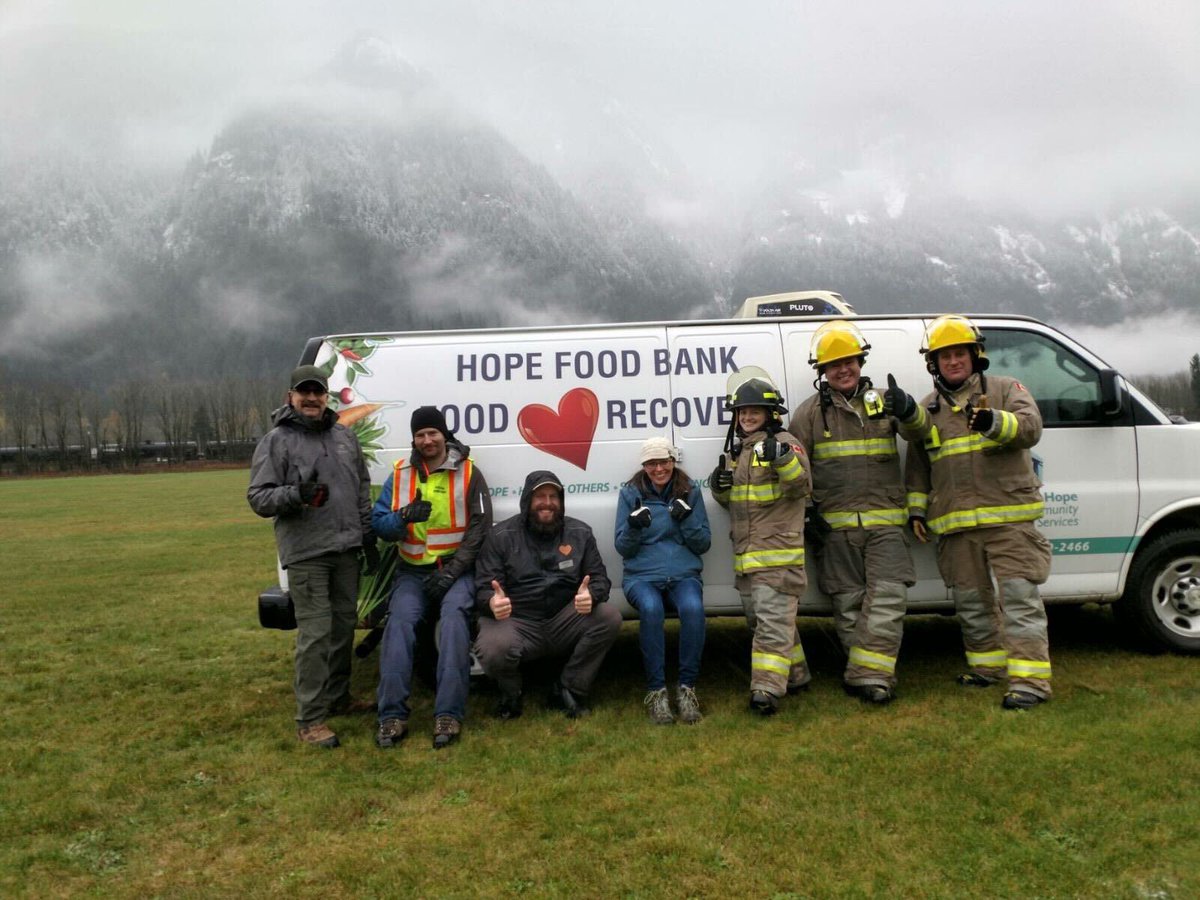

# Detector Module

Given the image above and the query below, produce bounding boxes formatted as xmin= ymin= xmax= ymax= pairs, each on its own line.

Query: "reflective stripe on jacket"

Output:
xmin=904 ymin=373 xmax=1044 ymax=536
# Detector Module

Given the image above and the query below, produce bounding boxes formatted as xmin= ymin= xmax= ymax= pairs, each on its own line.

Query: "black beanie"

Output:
xmin=411 ymin=405 xmax=451 ymax=439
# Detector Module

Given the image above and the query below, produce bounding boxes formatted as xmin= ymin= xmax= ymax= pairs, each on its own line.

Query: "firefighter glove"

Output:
xmin=628 ymin=506 xmax=652 ymax=529
xmin=756 ymin=436 xmax=790 ymax=462
xmin=883 ymin=373 xmax=916 ymax=420
xmin=710 ymin=457 xmax=733 ymax=492
xmin=968 ymin=407 xmax=994 ymax=433
xmin=424 ymin=570 xmax=457 ymax=602
xmin=399 ymin=489 xmax=432 ymax=524
xmin=804 ymin=505 xmax=832 ymax=547
xmin=669 ymin=498 xmax=693 ymax=521
xmin=299 ymin=481 xmax=329 ymax=507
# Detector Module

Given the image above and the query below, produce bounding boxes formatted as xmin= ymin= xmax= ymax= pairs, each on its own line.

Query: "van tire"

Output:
xmin=1115 ymin=529 xmax=1200 ymax=654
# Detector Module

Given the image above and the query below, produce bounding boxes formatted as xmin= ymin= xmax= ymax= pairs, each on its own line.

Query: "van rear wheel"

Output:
xmin=1115 ymin=529 xmax=1200 ymax=654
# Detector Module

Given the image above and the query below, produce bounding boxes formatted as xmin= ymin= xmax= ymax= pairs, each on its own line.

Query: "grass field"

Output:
xmin=2 ymin=469 xmax=1198 ymax=898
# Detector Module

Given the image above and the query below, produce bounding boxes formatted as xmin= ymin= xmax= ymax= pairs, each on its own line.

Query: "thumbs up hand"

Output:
xmin=573 ymin=574 xmax=593 ymax=615
xmin=883 ymin=373 xmax=916 ymax=420
xmin=489 ymin=579 xmax=512 ymax=620
xmin=710 ymin=456 xmax=733 ymax=492
xmin=399 ymin=488 xmax=432 ymax=524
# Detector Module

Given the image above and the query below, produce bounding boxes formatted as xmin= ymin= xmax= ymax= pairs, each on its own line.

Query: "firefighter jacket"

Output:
xmin=248 ymin=404 xmax=372 ymax=567
xmin=711 ymin=428 xmax=811 ymax=574
xmin=371 ymin=438 xmax=493 ymax=581
xmin=473 ymin=470 xmax=612 ymax=620
xmin=904 ymin=373 xmax=1044 ymax=536
xmin=789 ymin=382 xmax=926 ymax=530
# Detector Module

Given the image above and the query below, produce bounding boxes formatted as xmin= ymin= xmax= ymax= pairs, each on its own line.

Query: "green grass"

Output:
xmin=1 ymin=470 xmax=1198 ymax=898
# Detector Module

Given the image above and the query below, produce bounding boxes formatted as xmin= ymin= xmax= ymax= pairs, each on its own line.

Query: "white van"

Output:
xmin=257 ymin=293 xmax=1200 ymax=654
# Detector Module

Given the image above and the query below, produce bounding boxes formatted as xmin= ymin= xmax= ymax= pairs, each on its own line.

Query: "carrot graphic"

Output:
xmin=337 ymin=403 xmax=385 ymax=426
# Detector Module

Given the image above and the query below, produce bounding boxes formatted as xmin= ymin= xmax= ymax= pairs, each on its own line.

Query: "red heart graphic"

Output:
xmin=517 ymin=388 xmax=600 ymax=470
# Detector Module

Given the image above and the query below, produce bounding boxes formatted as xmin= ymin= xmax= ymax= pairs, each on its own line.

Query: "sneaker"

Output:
xmin=644 ymin=688 xmax=675 ymax=725
xmin=433 ymin=715 xmax=462 ymax=749
xmin=957 ymin=672 xmax=998 ymax=688
xmin=297 ymin=722 xmax=340 ymax=749
xmin=1002 ymin=690 xmax=1047 ymax=710
xmin=494 ymin=691 xmax=523 ymax=720
xmin=749 ymin=690 xmax=779 ymax=716
xmin=676 ymin=685 xmax=703 ymax=725
xmin=547 ymin=680 xmax=590 ymax=719
xmin=375 ymin=717 xmax=408 ymax=749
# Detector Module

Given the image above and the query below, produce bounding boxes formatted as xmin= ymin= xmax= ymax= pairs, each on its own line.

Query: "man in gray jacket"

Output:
xmin=248 ymin=365 xmax=377 ymax=748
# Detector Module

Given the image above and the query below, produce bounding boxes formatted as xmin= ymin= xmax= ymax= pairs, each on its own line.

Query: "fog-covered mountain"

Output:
xmin=2 ymin=36 xmax=1198 ymax=388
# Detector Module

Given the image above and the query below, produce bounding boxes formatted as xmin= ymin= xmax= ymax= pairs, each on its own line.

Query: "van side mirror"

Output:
xmin=1098 ymin=368 xmax=1124 ymax=418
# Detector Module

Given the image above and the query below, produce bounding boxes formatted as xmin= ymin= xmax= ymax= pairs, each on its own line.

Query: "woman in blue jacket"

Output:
xmin=614 ymin=436 xmax=712 ymax=724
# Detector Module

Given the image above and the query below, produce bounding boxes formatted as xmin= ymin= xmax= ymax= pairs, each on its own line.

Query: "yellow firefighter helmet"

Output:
xmin=808 ymin=320 xmax=871 ymax=371
xmin=920 ymin=314 xmax=988 ymax=374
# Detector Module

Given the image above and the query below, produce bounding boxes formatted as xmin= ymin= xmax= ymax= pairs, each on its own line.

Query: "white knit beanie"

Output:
xmin=639 ymin=436 xmax=679 ymax=464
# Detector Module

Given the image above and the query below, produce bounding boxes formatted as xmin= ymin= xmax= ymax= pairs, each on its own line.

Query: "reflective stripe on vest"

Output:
xmin=823 ymin=508 xmax=907 ymax=530
xmin=928 ymin=501 xmax=1044 ymax=535
xmin=849 ymin=646 xmax=896 ymax=674
xmin=390 ymin=459 xmax=473 ymax=563
xmin=734 ymin=546 xmax=805 ymax=574
xmin=812 ymin=438 xmax=897 ymax=461
xmin=965 ymin=649 xmax=1008 ymax=670
xmin=1007 ymin=658 xmax=1052 ymax=680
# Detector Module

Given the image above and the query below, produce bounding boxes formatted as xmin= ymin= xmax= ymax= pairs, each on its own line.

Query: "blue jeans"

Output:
xmin=624 ymin=578 xmax=705 ymax=691
xmin=377 ymin=570 xmax=473 ymax=723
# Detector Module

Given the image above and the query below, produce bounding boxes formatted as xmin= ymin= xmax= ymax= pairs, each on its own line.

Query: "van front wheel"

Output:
xmin=1115 ymin=529 xmax=1200 ymax=654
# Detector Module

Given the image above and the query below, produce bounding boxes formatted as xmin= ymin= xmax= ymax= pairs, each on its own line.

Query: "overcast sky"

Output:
xmin=3 ymin=0 xmax=1198 ymax=216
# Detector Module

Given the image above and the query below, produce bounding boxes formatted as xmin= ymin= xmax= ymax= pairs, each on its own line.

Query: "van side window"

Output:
xmin=983 ymin=329 xmax=1106 ymax=426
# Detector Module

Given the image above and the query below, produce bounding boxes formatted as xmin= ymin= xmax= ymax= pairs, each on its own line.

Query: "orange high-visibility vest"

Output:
xmin=390 ymin=458 xmax=473 ymax=564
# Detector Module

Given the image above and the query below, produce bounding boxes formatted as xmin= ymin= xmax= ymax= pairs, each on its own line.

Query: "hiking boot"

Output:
xmin=1002 ymin=690 xmax=1047 ymax=711
xmin=375 ymin=717 xmax=407 ymax=749
xmin=329 ymin=695 xmax=375 ymax=717
xmin=432 ymin=715 xmax=462 ymax=749
xmin=644 ymin=688 xmax=675 ymax=725
xmin=956 ymin=672 xmax=999 ymax=688
xmin=676 ymin=684 xmax=703 ymax=725
xmin=547 ymin=680 xmax=590 ymax=718
xmin=749 ymin=690 xmax=779 ymax=716
xmin=297 ymin=722 xmax=340 ymax=749
xmin=494 ymin=691 xmax=523 ymax=720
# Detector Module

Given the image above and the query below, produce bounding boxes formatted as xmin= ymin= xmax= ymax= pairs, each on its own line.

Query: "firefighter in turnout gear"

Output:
xmin=789 ymin=321 xmax=927 ymax=704
xmin=904 ymin=315 xmax=1053 ymax=710
xmin=709 ymin=368 xmax=812 ymax=715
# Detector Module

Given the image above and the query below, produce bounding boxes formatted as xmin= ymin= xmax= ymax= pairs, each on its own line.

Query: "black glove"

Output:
xmin=299 ymin=481 xmax=329 ymax=507
xmin=360 ymin=535 xmax=381 ymax=572
xmin=710 ymin=457 xmax=733 ymax=492
xmin=669 ymin=498 xmax=693 ymax=521
xmin=968 ymin=407 xmax=994 ymax=433
xmin=398 ymin=488 xmax=432 ymax=524
xmin=756 ymin=436 xmax=780 ymax=462
xmin=628 ymin=506 xmax=652 ymax=529
xmin=423 ymin=569 xmax=457 ymax=602
xmin=883 ymin=373 xmax=916 ymax=420
xmin=804 ymin=505 xmax=832 ymax=547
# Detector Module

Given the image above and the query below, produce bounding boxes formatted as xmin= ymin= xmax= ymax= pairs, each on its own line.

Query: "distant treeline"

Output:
xmin=2 ymin=361 xmax=1197 ymax=476
xmin=0 ymin=375 xmax=283 ymax=475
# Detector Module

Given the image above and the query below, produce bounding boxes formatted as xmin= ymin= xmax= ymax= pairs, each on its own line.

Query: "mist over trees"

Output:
xmin=2 ymin=33 xmax=1199 ymax=463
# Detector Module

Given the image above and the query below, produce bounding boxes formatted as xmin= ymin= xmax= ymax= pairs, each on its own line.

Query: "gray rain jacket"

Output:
xmin=247 ymin=404 xmax=372 ymax=566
